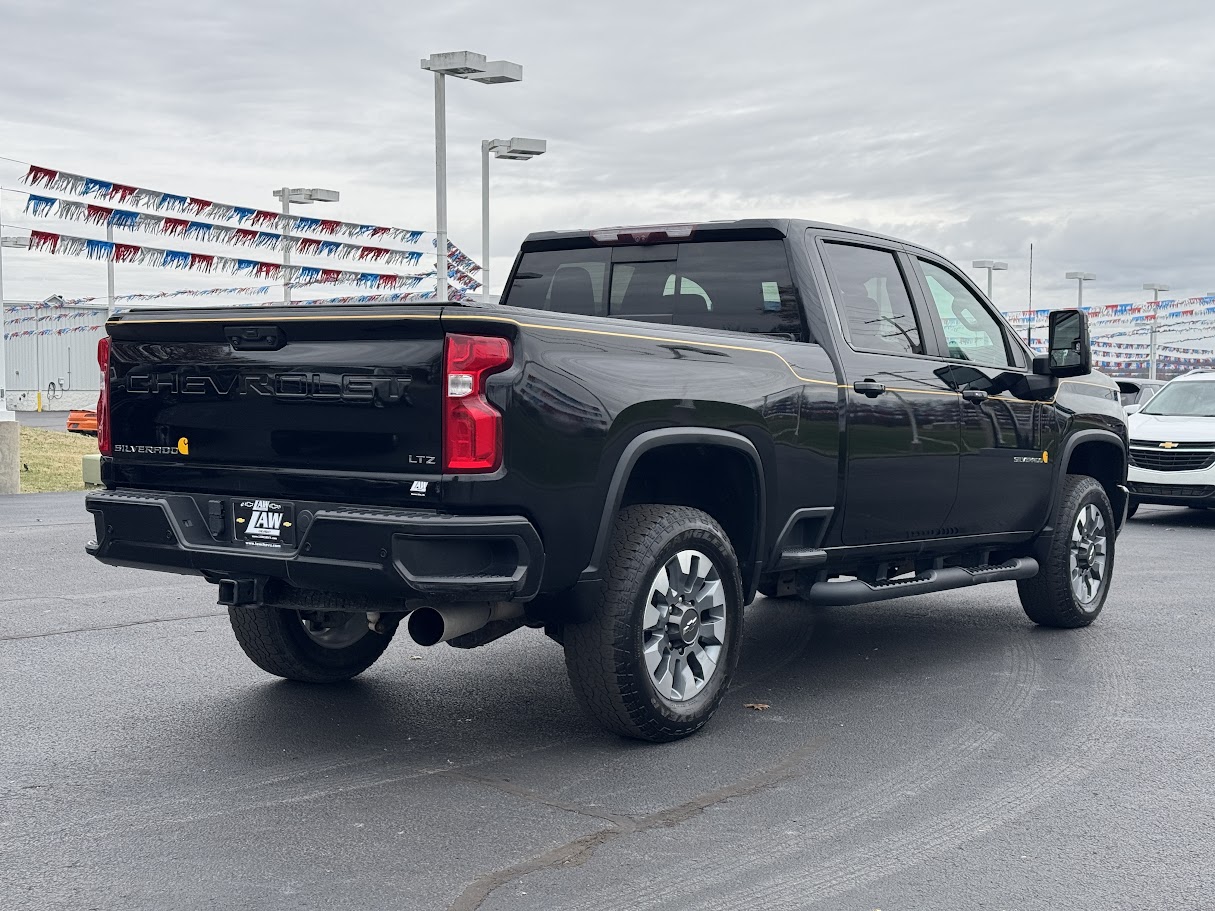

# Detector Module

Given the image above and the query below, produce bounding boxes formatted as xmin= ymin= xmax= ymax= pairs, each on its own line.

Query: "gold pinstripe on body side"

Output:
xmin=109 ymin=310 xmax=1088 ymax=403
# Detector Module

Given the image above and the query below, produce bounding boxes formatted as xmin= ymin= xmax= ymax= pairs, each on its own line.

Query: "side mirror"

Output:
xmin=1033 ymin=309 xmax=1092 ymax=377
xmin=1124 ymin=403 xmax=1143 ymax=415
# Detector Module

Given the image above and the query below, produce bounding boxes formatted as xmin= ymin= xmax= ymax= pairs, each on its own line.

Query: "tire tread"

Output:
xmin=564 ymin=505 xmax=742 ymax=742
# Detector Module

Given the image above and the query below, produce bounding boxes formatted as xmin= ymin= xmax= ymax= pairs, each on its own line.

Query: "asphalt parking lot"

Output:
xmin=2 ymin=493 xmax=1212 ymax=911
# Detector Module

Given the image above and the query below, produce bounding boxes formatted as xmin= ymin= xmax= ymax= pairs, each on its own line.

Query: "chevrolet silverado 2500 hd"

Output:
xmin=86 ymin=219 xmax=1128 ymax=741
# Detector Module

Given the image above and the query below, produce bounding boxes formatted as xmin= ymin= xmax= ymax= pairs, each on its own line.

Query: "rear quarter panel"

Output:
xmin=440 ymin=307 xmax=840 ymax=591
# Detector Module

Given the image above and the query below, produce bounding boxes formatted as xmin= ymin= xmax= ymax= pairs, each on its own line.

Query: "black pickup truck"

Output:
xmin=86 ymin=219 xmax=1128 ymax=741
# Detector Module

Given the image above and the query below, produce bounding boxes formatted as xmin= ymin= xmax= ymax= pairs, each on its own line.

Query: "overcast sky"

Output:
xmin=1 ymin=0 xmax=1213 ymax=324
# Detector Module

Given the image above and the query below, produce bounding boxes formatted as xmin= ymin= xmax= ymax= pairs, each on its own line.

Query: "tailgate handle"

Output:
xmin=225 ymin=325 xmax=283 ymax=351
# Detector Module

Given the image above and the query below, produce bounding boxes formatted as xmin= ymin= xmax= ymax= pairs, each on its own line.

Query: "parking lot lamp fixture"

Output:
xmin=482 ymin=137 xmax=546 ymax=299
xmin=971 ymin=260 xmax=1008 ymax=302
xmin=421 ymin=51 xmax=524 ymax=302
xmin=272 ymin=187 xmax=340 ymax=305
xmin=1065 ymin=271 xmax=1096 ymax=309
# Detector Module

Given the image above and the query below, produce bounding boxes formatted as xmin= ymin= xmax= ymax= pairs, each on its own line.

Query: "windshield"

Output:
xmin=1140 ymin=380 xmax=1215 ymax=416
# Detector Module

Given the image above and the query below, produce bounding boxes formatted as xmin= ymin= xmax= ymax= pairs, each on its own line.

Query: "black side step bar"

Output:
xmin=807 ymin=557 xmax=1039 ymax=607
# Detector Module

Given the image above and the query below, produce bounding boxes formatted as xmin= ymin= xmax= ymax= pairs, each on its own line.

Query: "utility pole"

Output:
xmin=1026 ymin=243 xmax=1034 ymax=346
xmin=106 ymin=223 xmax=116 ymax=315
xmin=1143 ymin=283 xmax=1169 ymax=380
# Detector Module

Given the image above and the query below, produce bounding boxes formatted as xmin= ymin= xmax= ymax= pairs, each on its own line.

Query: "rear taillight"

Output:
xmin=96 ymin=337 xmax=112 ymax=456
xmin=443 ymin=334 xmax=512 ymax=472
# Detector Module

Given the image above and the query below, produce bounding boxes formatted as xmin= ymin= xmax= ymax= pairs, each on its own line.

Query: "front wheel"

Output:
xmin=228 ymin=593 xmax=397 ymax=683
xmin=1126 ymin=497 xmax=1140 ymax=519
xmin=563 ymin=505 xmax=743 ymax=742
xmin=1018 ymin=475 xmax=1115 ymax=628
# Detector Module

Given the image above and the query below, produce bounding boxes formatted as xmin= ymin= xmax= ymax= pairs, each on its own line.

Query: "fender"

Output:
xmin=579 ymin=428 xmax=767 ymax=598
xmin=1045 ymin=427 xmax=1129 ymax=537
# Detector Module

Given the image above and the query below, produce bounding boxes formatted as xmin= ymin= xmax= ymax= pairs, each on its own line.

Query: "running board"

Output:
xmin=807 ymin=557 xmax=1039 ymax=607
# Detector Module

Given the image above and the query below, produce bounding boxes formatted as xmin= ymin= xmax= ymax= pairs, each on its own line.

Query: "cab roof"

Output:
xmin=519 ymin=218 xmax=920 ymax=253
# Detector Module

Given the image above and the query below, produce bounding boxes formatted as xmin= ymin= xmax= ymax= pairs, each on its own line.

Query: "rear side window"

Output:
xmin=504 ymin=240 xmax=803 ymax=337
xmin=822 ymin=242 xmax=923 ymax=355
xmin=500 ymin=250 xmax=610 ymax=316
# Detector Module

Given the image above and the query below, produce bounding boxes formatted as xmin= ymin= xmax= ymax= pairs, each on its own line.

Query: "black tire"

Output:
xmin=227 ymin=591 xmax=398 ymax=683
xmin=1126 ymin=498 xmax=1140 ymax=518
xmin=563 ymin=505 xmax=744 ymax=742
xmin=1018 ymin=475 xmax=1115 ymax=629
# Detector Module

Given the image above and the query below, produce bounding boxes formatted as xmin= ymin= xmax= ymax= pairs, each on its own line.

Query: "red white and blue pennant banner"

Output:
xmin=19 ymin=162 xmax=481 ymax=272
xmin=21 ymin=166 xmax=428 ymax=243
xmin=26 ymin=229 xmax=480 ymax=290
xmin=23 ymin=192 xmax=426 ymax=266
xmin=1001 ymin=296 xmax=1215 ymax=327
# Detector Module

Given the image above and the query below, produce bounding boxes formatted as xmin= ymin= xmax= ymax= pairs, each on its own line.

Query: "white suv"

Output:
xmin=1127 ymin=371 xmax=1215 ymax=515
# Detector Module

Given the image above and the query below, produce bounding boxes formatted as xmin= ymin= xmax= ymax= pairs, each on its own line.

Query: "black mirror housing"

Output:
xmin=1035 ymin=309 xmax=1092 ymax=378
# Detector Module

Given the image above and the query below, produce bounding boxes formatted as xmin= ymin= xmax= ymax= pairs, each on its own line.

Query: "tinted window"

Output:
xmin=501 ymin=249 xmax=609 ymax=316
xmin=822 ymin=242 xmax=922 ymax=355
xmin=505 ymin=240 xmax=803 ymax=337
xmin=919 ymin=260 xmax=1014 ymax=368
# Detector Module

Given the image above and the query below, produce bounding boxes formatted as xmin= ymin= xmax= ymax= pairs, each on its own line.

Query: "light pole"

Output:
xmin=0 ymin=233 xmax=32 ymax=415
xmin=1143 ymin=282 xmax=1170 ymax=380
xmin=1065 ymin=271 xmax=1096 ymax=309
xmin=0 ymin=193 xmax=20 ymax=491
xmin=271 ymin=187 xmax=340 ymax=305
xmin=482 ymin=137 xmax=546 ymax=300
xmin=971 ymin=260 xmax=1008 ymax=302
xmin=421 ymin=51 xmax=524 ymax=303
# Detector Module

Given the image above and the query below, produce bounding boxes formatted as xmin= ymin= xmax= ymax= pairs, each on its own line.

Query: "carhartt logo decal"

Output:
xmin=177 ymin=437 xmax=189 ymax=455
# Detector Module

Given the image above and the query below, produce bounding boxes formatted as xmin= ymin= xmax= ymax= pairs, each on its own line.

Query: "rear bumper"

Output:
xmin=85 ymin=489 xmax=544 ymax=603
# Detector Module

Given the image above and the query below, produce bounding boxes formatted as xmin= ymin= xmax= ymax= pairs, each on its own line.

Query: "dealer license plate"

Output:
xmin=233 ymin=498 xmax=296 ymax=547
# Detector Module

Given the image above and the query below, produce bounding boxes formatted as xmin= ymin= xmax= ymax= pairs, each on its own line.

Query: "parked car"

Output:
xmin=1126 ymin=370 xmax=1215 ymax=515
xmin=84 ymin=219 xmax=1128 ymax=741
xmin=66 ymin=409 xmax=98 ymax=436
xmin=1114 ymin=377 xmax=1166 ymax=409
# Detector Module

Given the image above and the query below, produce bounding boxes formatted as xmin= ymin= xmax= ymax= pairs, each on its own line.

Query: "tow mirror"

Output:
xmin=1033 ymin=309 xmax=1092 ymax=377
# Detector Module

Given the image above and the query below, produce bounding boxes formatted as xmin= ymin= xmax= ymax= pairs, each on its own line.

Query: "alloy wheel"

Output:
xmin=641 ymin=549 xmax=727 ymax=701
xmin=1068 ymin=503 xmax=1108 ymax=607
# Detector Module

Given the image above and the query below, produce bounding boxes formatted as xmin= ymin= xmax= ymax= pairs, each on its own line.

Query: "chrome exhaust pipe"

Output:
xmin=407 ymin=602 xmax=525 ymax=647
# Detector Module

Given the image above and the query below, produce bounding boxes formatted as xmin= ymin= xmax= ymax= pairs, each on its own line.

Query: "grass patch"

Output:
xmin=19 ymin=426 xmax=98 ymax=493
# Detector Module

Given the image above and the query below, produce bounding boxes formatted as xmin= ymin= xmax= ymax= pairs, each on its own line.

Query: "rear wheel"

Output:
xmin=228 ymin=593 xmax=397 ymax=683
xmin=1018 ymin=475 xmax=1115 ymax=628
xmin=563 ymin=505 xmax=743 ymax=742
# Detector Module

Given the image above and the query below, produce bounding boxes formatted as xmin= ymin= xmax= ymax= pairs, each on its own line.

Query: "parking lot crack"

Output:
xmin=447 ymin=737 xmax=825 ymax=911
xmin=0 ymin=611 xmax=226 ymax=641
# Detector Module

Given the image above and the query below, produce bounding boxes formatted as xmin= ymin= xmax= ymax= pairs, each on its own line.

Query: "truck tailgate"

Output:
xmin=106 ymin=308 xmax=446 ymax=498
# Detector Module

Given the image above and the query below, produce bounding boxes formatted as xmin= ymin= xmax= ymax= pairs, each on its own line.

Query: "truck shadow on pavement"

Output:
xmin=176 ymin=596 xmax=1042 ymax=767
xmin=1128 ymin=505 xmax=1215 ymax=529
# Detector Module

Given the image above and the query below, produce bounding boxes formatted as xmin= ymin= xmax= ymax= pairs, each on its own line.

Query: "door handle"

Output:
xmin=853 ymin=379 xmax=886 ymax=398
xmin=962 ymin=389 xmax=990 ymax=405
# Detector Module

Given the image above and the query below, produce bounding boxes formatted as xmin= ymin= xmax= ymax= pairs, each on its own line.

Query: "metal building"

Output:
xmin=2 ymin=297 xmax=107 ymax=410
